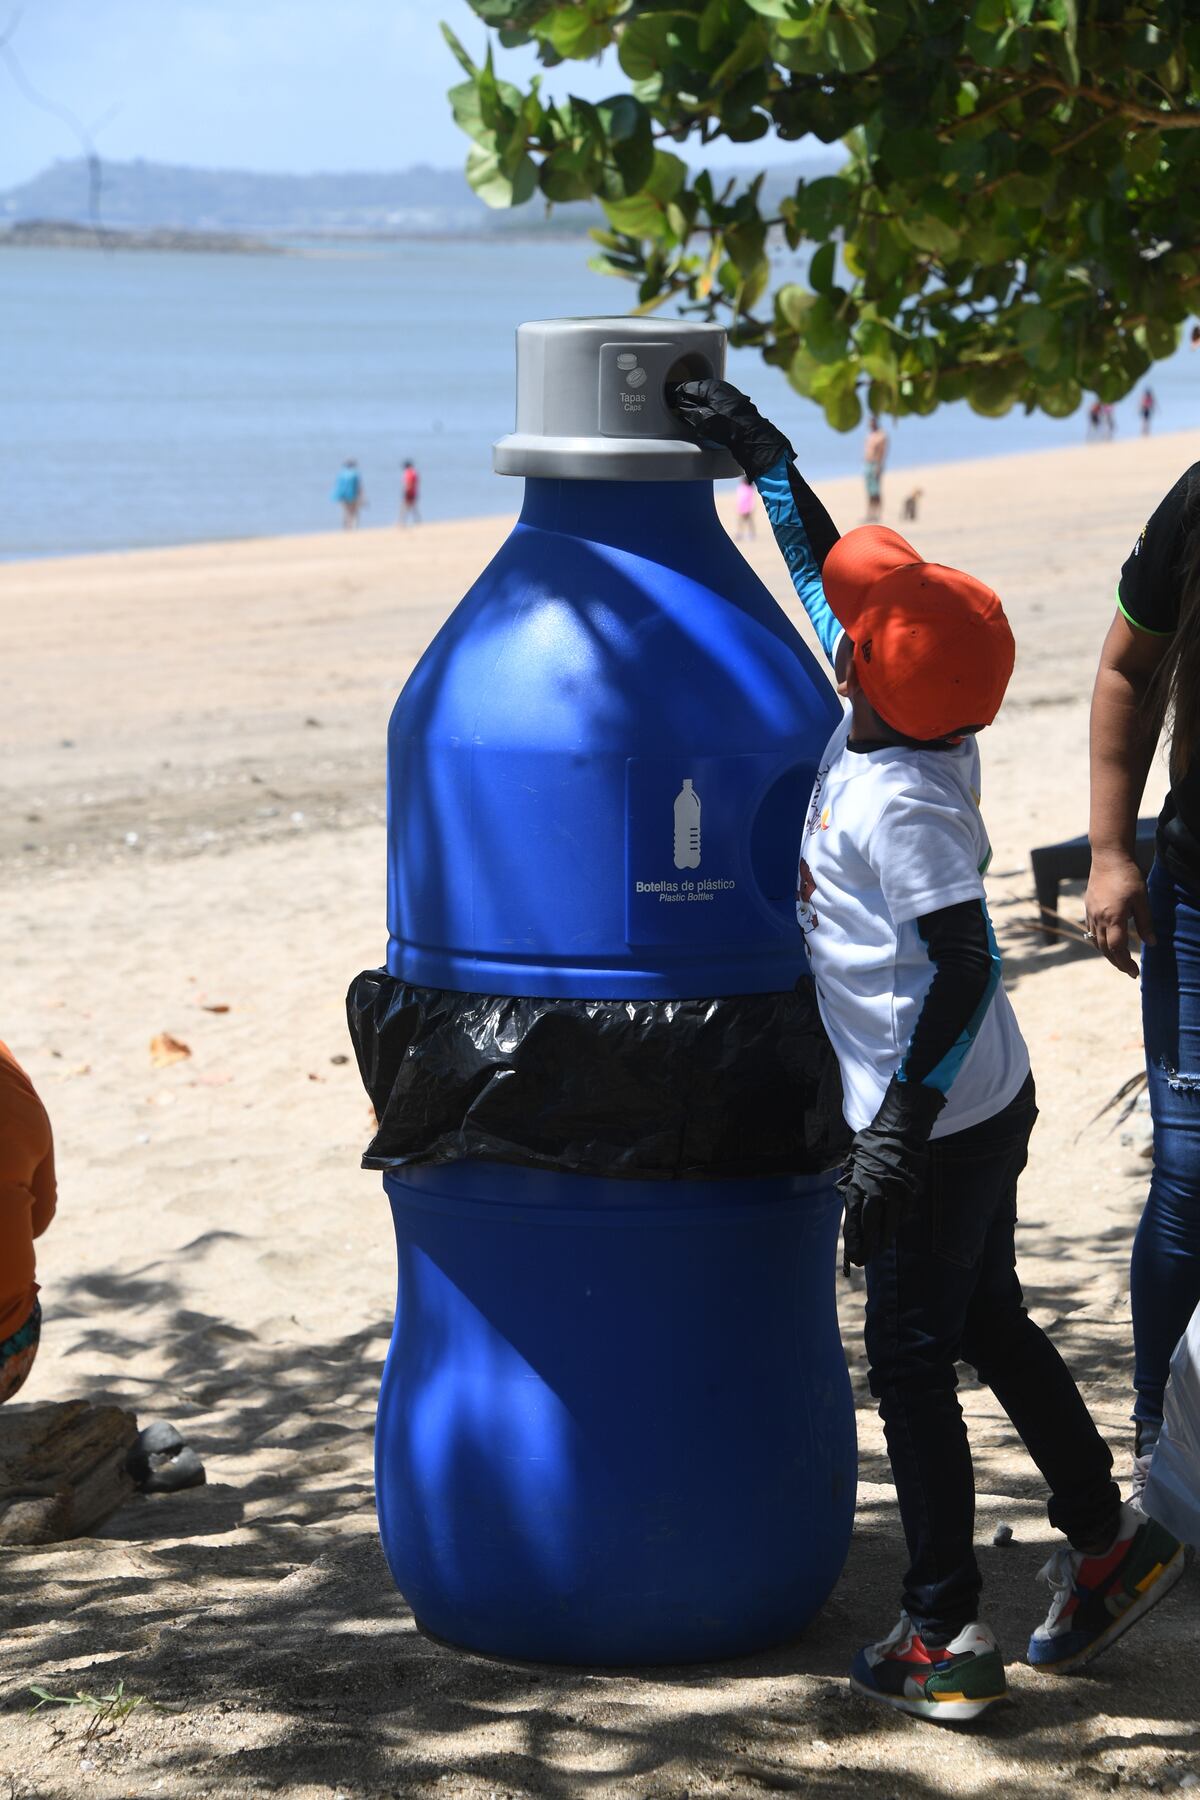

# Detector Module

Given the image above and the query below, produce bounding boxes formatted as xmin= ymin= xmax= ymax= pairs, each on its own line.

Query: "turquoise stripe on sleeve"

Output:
xmin=904 ymin=908 xmax=1002 ymax=1097
xmin=755 ymin=457 xmax=844 ymax=668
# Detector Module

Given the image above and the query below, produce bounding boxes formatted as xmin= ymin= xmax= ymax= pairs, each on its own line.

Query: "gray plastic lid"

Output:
xmin=493 ymin=316 xmax=741 ymax=481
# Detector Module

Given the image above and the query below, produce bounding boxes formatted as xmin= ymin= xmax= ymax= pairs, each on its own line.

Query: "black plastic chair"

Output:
xmin=1030 ymin=817 xmax=1158 ymax=940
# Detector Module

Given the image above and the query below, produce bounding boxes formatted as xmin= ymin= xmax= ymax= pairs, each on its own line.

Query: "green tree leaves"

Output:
xmin=446 ymin=1 xmax=1200 ymax=429
xmin=603 ymin=151 xmax=688 ymax=237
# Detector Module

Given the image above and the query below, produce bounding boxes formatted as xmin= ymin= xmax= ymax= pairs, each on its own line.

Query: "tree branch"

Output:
xmin=958 ymin=58 xmax=1200 ymax=132
xmin=1036 ymin=70 xmax=1200 ymax=130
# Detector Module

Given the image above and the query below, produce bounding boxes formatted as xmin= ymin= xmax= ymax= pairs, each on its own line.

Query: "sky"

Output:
xmin=0 ymin=0 xmax=818 ymax=189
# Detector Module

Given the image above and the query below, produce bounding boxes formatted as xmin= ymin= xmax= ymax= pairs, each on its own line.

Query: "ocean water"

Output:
xmin=4 ymin=236 xmax=1200 ymax=559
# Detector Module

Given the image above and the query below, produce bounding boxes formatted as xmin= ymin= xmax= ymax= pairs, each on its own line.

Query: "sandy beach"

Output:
xmin=2 ymin=428 xmax=1199 ymax=1799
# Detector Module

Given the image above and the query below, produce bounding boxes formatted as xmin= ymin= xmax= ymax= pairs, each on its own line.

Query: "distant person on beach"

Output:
xmin=1088 ymin=401 xmax=1116 ymax=442
xmin=401 ymin=460 xmax=421 ymax=526
xmin=1085 ymin=462 xmax=1200 ymax=1505
xmin=671 ymin=376 xmax=1184 ymax=1722
xmin=0 ymin=1041 xmax=57 ymax=1403
xmin=734 ymin=473 xmax=756 ymax=540
xmin=863 ymin=414 xmax=888 ymax=520
xmin=332 ymin=459 xmax=364 ymax=529
xmin=1140 ymin=388 xmax=1157 ymax=436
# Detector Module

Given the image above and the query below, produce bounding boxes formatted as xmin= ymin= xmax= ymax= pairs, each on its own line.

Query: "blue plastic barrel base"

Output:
xmin=375 ymin=1162 xmax=856 ymax=1666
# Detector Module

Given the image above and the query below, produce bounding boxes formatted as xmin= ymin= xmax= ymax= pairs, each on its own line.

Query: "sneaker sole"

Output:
xmin=1029 ymin=1538 xmax=1188 ymax=1674
xmin=849 ymin=1672 xmax=1008 ymax=1723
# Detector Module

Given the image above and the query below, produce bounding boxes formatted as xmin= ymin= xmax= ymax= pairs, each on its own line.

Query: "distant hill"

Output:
xmin=0 ymin=155 xmax=838 ymax=240
xmin=0 ymin=158 xmax=572 ymax=235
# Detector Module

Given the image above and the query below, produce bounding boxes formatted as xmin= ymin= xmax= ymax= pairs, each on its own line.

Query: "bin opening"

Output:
xmin=664 ymin=352 xmax=712 ymax=398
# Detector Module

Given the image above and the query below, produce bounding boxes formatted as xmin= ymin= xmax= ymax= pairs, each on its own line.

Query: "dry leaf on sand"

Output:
xmin=200 ymin=1002 xmax=231 ymax=1014
xmin=150 ymin=1031 xmax=192 ymax=1067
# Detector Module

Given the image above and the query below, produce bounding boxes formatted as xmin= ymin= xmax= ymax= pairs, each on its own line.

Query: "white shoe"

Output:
xmin=1129 ymin=1447 xmax=1155 ymax=1512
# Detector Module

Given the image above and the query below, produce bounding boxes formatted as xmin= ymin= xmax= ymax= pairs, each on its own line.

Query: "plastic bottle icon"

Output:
xmin=673 ymin=778 xmax=702 ymax=869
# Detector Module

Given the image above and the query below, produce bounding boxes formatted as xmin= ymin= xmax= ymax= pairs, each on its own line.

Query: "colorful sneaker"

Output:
xmin=1027 ymin=1502 xmax=1186 ymax=1671
xmin=850 ymin=1614 xmax=1008 ymax=1722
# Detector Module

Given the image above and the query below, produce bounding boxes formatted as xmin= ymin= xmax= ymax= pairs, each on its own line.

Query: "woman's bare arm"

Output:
xmin=1085 ymin=612 xmax=1170 ymax=976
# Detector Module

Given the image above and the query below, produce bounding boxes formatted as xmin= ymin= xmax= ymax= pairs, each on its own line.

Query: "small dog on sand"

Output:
xmin=901 ymin=487 xmax=924 ymax=522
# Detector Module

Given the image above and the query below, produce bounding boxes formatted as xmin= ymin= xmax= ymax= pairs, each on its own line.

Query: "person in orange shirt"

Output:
xmin=0 ymin=1041 xmax=57 ymax=1403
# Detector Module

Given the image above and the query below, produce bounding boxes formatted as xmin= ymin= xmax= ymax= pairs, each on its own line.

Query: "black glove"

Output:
xmin=839 ymin=1076 xmax=946 ymax=1271
xmin=667 ymin=379 xmax=794 ymax=482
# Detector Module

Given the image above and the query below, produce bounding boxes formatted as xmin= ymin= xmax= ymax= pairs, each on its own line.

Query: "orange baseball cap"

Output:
xmin=822 ymin=526 xmax=1015 ymax=741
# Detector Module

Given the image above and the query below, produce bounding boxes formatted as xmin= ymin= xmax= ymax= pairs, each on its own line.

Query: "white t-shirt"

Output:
xmin=796 ymin=712 xmax=1029 ymax=1138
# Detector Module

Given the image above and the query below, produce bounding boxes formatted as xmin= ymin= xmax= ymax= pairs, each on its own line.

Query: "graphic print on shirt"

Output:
xmin=797 ymin=747 xmax=834 ymax=934
xmin=803 ymin=751 xmax=830 ymax=842
xmin=797 ymin=857 xmax=819 ymax=932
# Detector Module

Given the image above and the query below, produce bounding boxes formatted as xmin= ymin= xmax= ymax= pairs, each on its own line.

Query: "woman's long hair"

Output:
xmin=1146 ymin=470 xmax=1200 ymax=781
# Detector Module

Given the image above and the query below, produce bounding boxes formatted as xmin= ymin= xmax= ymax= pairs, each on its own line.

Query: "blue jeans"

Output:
xmin=1135 ymin=860 xmax=1200 ymax=1432
xmin=864 ymin=1075 xmax=1120 ymax=1642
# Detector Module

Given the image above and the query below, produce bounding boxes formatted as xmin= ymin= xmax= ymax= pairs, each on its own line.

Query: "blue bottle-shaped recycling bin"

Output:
xmin=350 ymin=318 xmax=856 ymax=1665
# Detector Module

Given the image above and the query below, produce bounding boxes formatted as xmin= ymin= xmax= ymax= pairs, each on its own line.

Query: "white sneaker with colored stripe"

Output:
xmin=850 ymin=1613 xmax=1008 ymax=1723
xmin=1027 ymin=1502 xmax=1186 ymax=1671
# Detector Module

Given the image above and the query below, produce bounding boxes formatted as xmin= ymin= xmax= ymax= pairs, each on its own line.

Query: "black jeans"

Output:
xmin=863 ymin=1074 xmax=1121 ymax=1642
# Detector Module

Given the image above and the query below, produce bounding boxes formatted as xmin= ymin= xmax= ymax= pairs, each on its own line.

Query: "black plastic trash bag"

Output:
xmin=347 ymin=970 xmax=849 ymax=1181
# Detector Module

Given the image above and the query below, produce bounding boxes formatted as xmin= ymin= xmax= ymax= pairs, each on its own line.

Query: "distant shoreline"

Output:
xmin=5 ymin=426 xmax=1199 ymax=569
xmin=0 ymin=219 xmax=285 ymax=255
xmin=0 ymin=218 xmax=596 ymax=255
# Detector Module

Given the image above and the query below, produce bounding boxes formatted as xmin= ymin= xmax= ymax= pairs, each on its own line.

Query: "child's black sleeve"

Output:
xmin=900 ymin=899 xmax=1000 ymax=1095
xmin=780 ymin=464 xmax=841 ymax=570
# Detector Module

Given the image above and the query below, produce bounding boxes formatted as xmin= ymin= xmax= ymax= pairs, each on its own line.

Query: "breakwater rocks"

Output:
xmin=1 ymin=218 xmax=281 ymax=254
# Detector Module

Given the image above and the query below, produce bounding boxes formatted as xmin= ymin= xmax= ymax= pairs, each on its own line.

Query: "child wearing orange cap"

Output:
xmin=673 ymin=381 xmax=1184 ymax=1722
xmin=0 ymin=1040 xmax=57 ymax=1403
